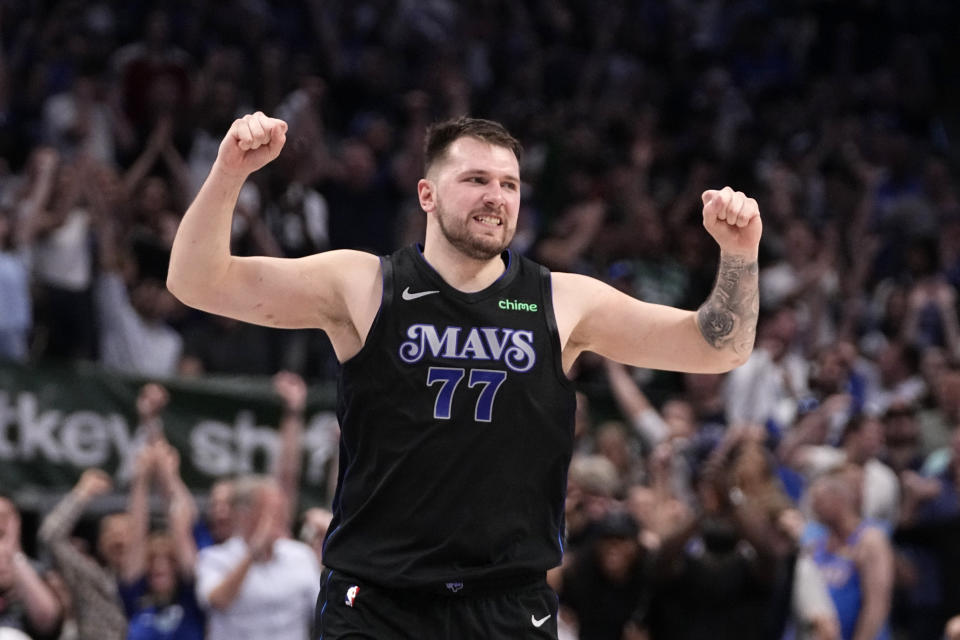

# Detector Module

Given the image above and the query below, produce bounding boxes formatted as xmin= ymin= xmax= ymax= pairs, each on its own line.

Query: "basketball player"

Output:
xmin=167 ymin=112 xmax=762 ymax=639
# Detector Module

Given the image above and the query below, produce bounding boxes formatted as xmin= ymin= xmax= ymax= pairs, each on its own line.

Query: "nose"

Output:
xmin=482 ymin=183 xmax=506 ymax=209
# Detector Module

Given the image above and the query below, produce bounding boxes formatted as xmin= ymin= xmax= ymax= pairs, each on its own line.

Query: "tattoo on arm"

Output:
xmin=697 ymin=255 xmax=760 ymax=354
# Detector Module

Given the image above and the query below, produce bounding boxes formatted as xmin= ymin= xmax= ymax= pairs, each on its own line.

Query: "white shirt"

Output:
xmin=32 ymin=208 xmax=92 ymax=291
xmin=95 ymin=273 xmax=183 ymax=377
xmin=196 ymin=537 xmax=321 ymax=640
xmin=725 ymin=346 xmax=809 ymax=428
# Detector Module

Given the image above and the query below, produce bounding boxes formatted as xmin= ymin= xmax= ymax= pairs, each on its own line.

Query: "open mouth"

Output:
xmin=473 ymin=214 xmax=503 ymax=227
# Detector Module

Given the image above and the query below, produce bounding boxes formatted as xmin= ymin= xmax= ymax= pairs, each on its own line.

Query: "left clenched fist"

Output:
xmin=701 ymin=186 xmax=762 ymax=259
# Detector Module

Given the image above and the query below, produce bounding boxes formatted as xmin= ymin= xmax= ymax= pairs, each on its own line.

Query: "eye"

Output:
xmin=466 ymin=176 xmax=486 ymax=184
xmin=502 ymin=181 xmax=519 ymax=191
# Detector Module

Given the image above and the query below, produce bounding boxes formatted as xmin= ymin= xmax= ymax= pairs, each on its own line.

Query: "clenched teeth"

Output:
xmin=475 ymin=215 xmax=502 ymax=226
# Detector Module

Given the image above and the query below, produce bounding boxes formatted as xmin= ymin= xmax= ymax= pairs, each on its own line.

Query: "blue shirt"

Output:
xmin=811 ymin=523 xmax=891 ymax=640
xmin=119 ymin=577 xmax=205 ymax=640
xmin=0 ymin=251 xmax=30 ymax=331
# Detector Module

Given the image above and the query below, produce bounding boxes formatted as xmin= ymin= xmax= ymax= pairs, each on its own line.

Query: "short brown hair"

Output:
xmin=423 ymin=117 xmax=522 ymax=175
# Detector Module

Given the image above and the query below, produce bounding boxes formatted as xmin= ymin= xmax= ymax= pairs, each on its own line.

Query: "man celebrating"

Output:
xmin=168 ymin=112 xmax=761 ymax=639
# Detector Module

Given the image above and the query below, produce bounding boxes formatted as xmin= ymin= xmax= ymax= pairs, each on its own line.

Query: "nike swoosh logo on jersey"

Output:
xmin=402 ymin=287 xmax=440 ymax=300
xmin=531 ymin=614 xmax=551 ymax=628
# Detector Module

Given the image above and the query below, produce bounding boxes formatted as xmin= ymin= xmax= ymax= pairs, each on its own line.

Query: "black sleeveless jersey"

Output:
xmin=322 ymin=244 xmax=577 ymax=588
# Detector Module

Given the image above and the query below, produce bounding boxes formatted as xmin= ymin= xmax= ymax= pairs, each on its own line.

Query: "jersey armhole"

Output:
xmin=539 ymin=265 xmax=576 ymax=389
xmin=341 ymin=254 xmax=393 ymax=368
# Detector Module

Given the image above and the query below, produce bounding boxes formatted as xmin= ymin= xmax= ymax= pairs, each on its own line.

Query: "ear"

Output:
xmin=417 ymin=178 xmax=436 ymax=213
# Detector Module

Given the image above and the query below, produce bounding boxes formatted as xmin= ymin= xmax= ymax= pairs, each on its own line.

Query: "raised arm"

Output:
xmin=122 ymin=384 xmax=172 ymax=584
xmin=271 ymin=370 xmax=307 ymax=527
xmin=38 ymin=470 xmax=117 ymax=596
xmin=603 ymin=359 xmax=669 ymax=447
xmin=0 ymin=508 xmax=62 ymax=634
xmin=166 ymin=112 xmax=381 ymax=359
xmin=122 ymin=445 xmax=155 ymax=584
xmin=155 ymin=442 xmax=199 ymax=579
xmin=556 ymin=187 xmax=760 ymax=374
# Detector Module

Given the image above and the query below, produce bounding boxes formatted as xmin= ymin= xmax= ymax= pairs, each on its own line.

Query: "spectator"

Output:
xmin=193 ymin=371 xmax=308 ymax=549
xmin=38 ymin=470 xmax=128 ymax=640
xmin=760 ymin=220 xmax=840 ymax=353
xmin=41 ymin=66 xmax=116 ymax=164
xmin=809 ymin=470 xmax=894 ymax=640
xmin=865 ymin=341 xmax=926 ymax=415
xmin=557 ymin=510 xmax=653 ymax=640
xmin=2 ymin=2 xmax=960 ymax=637
xmin=17 ymin=150 xmax=97 ymax=361
xmin=785 ymin=414 xmax=900 ymax=530
xmin=644 ymin=437 xmax=794 ymax=640
xmin=894 ymin=427 xmax=960 ymax=639
xmin=725 ymin=305 xmax=809 ymax=431
xmin=564 ymin=455 xmax=622 ymax=550
xmin=0 ymin=493 xmax=63 ymax=638
xmin=91 ymin=160 xmax=183 ymax=378
xmin=194 ymin=479 xmax=235 ymax=551
xmin=195 ymin=476 xmax=319 ymax=640
xmin=118 ymin=384 xmax=204 ymax=640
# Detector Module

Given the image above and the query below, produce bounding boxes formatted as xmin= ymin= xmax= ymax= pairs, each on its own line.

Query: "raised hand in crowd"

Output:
xmin=137 ymin=381 xmax=170 ymax=439
xmin=38 ymin=467 xmax=128 ymax=640
xmin=122 ymin=115 xmax=191 ymax=210
xmin=119 ymin=383 xmax=205 ymax=640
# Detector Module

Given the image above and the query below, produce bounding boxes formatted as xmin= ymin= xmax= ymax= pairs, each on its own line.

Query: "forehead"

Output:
xmin=0 ymin=497 xmax=15 ymax=517
xmin=437 ymin=136 xmax=519 ymax=178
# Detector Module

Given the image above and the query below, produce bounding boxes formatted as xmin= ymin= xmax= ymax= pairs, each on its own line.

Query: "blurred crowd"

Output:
xmin=2 ymin=0 xmax=960 ymax=639
xmin=1 ymin=377 xmax=331 ymax=640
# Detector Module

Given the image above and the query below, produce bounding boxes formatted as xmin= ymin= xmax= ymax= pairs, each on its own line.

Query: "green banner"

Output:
xmin=0 ymin=360 xmax=340 ymax=509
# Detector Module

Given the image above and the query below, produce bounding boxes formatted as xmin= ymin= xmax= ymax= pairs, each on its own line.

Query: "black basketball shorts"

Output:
xmin=314 ymin=569 xmax=560 ymax=640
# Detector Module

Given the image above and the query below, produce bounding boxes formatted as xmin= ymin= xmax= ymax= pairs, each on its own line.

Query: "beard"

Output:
xmin=434 ymin=202 xmax=514 ymax=261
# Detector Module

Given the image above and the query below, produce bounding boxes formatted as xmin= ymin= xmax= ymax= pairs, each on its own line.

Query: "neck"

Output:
xmin=833 ymin=512 xmax=861 ymax=540
xmin=422 ymin=237 xmax=506 ymax=293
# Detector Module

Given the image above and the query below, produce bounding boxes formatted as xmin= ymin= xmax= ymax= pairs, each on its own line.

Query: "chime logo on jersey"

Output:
xmin=345 ymin=585 xmax=359 ymax=607
xmin=399 ymin=324 xmax=537 ymax=372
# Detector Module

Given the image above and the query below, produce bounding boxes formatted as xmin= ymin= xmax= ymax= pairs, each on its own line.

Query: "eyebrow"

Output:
xmin=458 ymin=169 xmax=521 ymax=183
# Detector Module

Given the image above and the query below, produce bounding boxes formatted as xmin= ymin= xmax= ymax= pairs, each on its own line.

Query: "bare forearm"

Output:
xmin=605 ymin=360 xmax=653 ymax=419
xmin=166 ymin=479 xmax=198 ymax=576
xmin=207 ymin=553 xmax=255 ymax=610
xmin=274 ymin=411 xmax=304 ymax=522
xmin=13 ymin=554 xmax=62 ymax=633
xmin=167 ymin=163 xmax=247 ymax=303
xmin=697 ymin=253 xmax=759 ymax=359
xmin=123 ymin=476 xmax=150 ymax=582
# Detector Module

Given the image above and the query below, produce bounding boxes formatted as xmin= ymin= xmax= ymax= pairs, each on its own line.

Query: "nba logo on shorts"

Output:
xmin=345 ymin=585 xmax=359 ymax=607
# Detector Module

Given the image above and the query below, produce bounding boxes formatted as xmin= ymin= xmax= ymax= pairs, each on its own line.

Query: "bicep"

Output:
xmin=183 ymin=250 xmax=379 ymax=331
xmin=556 ymin=274 xmax=741 ymax=373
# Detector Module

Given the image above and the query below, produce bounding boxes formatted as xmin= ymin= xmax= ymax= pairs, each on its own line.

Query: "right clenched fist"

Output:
xmin=216 ymin=111 xmax=288 ymax=177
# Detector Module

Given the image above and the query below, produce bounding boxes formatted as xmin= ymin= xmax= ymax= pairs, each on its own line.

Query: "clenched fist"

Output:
xmin=216 ymin=111 xmax=288 ymax=178
xmin=701 ymin=186 xmax=762 ymax=259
